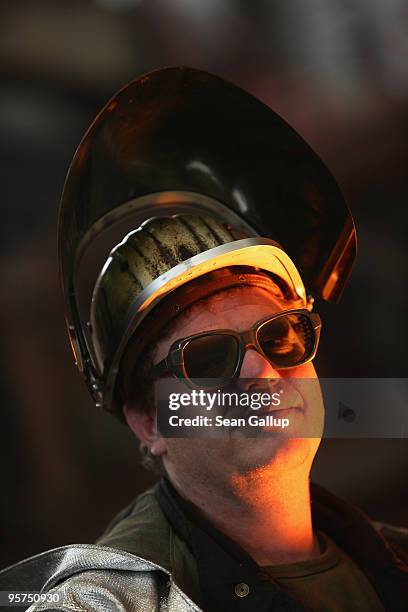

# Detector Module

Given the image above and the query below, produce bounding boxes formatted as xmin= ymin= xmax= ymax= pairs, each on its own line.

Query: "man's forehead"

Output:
xmin=201 ymin=277 xmax=287 ymax=304
xmin=179 ymin=277 xmax=287 ymax=313
xmin=167 ymin=285 xmax=292 ymax=332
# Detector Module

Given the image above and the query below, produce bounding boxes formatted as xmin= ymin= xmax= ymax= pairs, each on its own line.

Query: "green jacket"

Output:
xmin=96 ymin=485 xmax=202 ymax=603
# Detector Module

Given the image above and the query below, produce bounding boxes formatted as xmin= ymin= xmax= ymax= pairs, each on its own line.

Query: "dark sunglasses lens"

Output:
xmin=183 ymin=334 xmax=239 ymax=381
xmin=257 ymin=313 xmax=315 ymax=368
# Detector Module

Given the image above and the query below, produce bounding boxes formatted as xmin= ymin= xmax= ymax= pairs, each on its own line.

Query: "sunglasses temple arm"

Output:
xmin=152 ymin=358 xmax=170 ymax=378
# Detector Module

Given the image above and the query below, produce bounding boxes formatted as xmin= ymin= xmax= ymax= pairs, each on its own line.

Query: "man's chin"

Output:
xmin=231 ymin=435 xmax=321 ymax=476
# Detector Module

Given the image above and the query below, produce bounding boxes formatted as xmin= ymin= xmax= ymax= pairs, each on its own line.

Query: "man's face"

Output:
xmin=129 ymin=285 xmax=324 ymax=492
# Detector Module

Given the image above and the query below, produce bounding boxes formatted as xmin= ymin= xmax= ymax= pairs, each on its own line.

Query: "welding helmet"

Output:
xmin=58 ymin=66 xmax=356 ymax=418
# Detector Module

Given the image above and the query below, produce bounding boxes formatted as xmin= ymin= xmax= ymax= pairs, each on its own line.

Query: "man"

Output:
xmin=1 ymin=67 xmax=407 ymax=611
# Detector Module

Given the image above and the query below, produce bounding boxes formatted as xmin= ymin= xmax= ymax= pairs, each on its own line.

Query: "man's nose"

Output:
xmin=239 ymin=348 xmax=281 ymax=380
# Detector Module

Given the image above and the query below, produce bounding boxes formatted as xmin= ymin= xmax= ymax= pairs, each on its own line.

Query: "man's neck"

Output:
xmin=167 ymin=464 xmax=320 ymax=566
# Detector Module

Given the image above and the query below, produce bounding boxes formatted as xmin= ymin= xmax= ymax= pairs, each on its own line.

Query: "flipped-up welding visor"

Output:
xmin=58 ymin=66 xmax=356 ymax=415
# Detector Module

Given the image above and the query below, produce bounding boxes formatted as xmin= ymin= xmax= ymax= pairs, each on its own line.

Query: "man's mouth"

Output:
xmin=257 ymin=404 xmax=303 ymax=416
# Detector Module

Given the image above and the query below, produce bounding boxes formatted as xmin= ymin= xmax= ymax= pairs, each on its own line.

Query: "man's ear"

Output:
xmin=123 ymin=403 xmax=167 ymax=456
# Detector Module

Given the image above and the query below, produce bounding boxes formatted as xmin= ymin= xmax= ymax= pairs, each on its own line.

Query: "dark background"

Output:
xmin=1 ymin=0 xmax=407 ymax=568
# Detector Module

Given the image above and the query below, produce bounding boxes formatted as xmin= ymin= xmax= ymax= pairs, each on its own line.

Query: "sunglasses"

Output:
xmin=151 ymin=309 xmax=321 ymax=388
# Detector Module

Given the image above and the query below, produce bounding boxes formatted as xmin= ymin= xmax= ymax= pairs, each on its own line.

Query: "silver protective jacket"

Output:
xmin=0 ymin=544 xmax=200 ymax=611
xmin=0 ymin=487 xmax=203 ymax=611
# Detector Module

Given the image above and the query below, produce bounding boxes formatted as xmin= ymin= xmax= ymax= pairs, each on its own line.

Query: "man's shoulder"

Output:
xmin=95 ymin=483 xmax=176 ymax=567
xmin=26 ymin=567 xmax=162 ymax=612
xmin=0 ymin=484 xmax=200 ymax=610
xmin=0 ymin=543 xmax=201 ymax=612
xmin=97 ymin=484 xmax=160 ymax=539
xmin=25 ymin=566 xmax=201 ymax=612
xmin=311 ymin=482 xmax=408 ymax=574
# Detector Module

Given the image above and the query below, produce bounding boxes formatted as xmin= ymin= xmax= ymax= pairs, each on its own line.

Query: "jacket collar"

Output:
xmin=98 ymin=480 xmax=408 ymax=611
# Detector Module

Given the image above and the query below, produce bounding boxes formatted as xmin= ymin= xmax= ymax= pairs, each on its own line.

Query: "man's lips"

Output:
xmin=244 ymin=381 xmax=305 ymax=411
xmin=257 ymin=404 xmax=303 ymax=415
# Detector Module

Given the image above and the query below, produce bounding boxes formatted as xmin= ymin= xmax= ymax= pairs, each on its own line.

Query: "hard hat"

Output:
xmin=58 ymin=66 xmax=356 ymax=417
xmin=91 ymin=213 xmax=307 ymax=416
